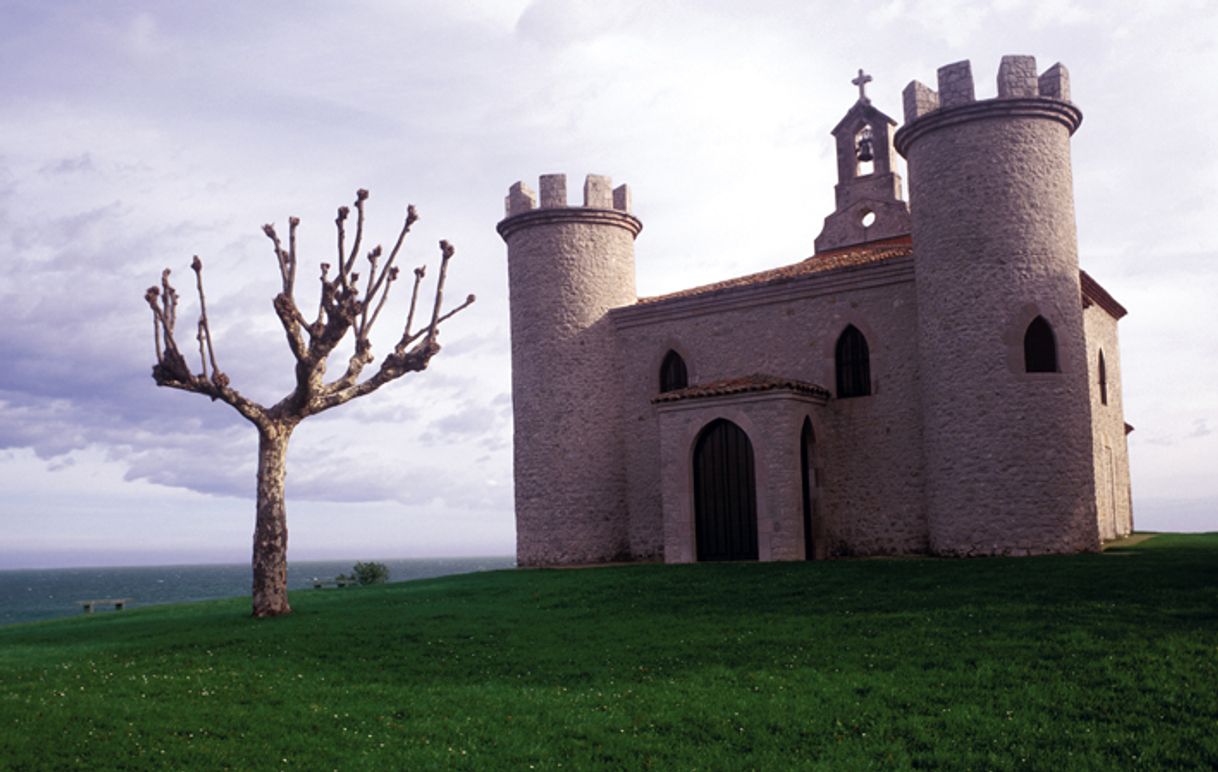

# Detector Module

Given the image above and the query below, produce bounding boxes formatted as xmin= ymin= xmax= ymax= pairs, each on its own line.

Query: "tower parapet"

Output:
xmin=896 ymin=56 xmax=1080 ymax=154
xmin=504 ymin=173 xmax=631 ymax=214
xmin=497 ymin=174 xmax=641 ymax=566
xmin=896 ymin=56 xmax=1099 ymax=556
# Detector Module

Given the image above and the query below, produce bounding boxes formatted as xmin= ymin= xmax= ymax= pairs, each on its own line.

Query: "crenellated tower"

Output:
xmin=894 ymin=56 xmax=1100 ymax=555
xmin=497 ymin=174 xmax=642 ymax=566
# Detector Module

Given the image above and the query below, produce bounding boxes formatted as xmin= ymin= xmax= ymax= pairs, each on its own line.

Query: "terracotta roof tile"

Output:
xmin=653 ymin=374 xmax=831 ymax=404
xmin=637 ymin=235 xmax=913 ymax=305
xmin=1080 ymin=270 xmax=1128 ymax=320
xmin=634 ymin=236 xmax=1129 ymax=325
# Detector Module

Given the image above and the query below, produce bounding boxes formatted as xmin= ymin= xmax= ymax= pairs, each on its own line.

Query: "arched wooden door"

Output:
xmin=693 ymin=419 xmax=758 ymax=561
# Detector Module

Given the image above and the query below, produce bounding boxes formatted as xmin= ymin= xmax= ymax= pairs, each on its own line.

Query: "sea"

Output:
xmin=0 ymin=556 xmax=516 ymax=627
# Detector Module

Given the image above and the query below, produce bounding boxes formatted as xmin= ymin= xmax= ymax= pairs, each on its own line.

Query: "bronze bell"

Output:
xmin=856 ymin=127 xmax=875 ymax=162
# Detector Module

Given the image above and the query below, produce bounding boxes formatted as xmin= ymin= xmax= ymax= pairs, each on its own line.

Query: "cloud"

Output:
xmin=1 ymin=0 xmax=1216 ymax=563
xmin=120 ymin=427 xmax=254 ymax=498
xmin=40 ymin=153 xmax=95 ymax=175
xmin=121 ymin=12 xmax=167 ymax=60
xmin=514 ymin=0 xmax=641 ymax=47
xmin=427 ymin=404 xmax=499 ymax=438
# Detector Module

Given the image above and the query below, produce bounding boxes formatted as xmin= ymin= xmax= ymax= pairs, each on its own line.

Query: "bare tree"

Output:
xmin=144 ymin=189 xmax=474 ymax=617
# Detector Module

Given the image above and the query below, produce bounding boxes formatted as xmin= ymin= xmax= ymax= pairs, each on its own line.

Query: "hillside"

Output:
xmin=1 ymin=533 xmax=1215 ymax=769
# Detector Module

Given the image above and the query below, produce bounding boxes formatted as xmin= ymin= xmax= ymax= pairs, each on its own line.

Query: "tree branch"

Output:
xmin=145 ymin=187 xmax=472 ymax=426
xmin=357 ymin=245 xmax=382 ymax=339
xmin=262 ymin=224 xmax=308 ymax=362
xmin=312 ymin=336 xmax=441 ymax=412
xmin=364 ymin=265 xmax=399 ymax=341
xmin=315 ymin=284 xmax=472 ymax=413
xmin=424 ymin=240 xmax=454 ymax=344
xmin=191 ymin=256 xmax=222 ymax=380
xmin=145 ymin=268 xmax=265 ymax=426
xmin=334 ymin=206 xmax=348 ymax=287
xmin=364 ymin=205 xmax=418 ymax=325
xmin=262 ymin=223 xmax=290 ymax=293
xmin=287 ymin=216 xmax=299 ymax=293
xmin=344 ymin=189 xmax=369 ymax=283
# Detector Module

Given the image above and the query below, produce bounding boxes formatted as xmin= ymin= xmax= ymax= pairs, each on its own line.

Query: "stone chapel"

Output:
xmin=497 ymin=55 xmax=1134 ymax=565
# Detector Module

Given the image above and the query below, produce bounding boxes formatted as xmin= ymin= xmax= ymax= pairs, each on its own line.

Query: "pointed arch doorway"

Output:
xmin=693 ymin=419 xmax=758 ymax=561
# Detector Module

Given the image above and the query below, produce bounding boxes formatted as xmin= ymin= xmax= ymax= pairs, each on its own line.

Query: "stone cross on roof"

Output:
xmin=852 ymin=68 xmax=872 ymax=102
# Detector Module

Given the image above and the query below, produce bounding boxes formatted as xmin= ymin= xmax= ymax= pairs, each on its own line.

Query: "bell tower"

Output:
xmin=813 ymin=69 xmax=912 ymax=253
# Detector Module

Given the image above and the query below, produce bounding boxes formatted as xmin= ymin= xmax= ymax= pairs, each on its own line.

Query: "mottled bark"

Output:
xmin=144 ymin=189 xmax=473 ymax=618
xmin=252 ymin=423 xmax=293 ymax=617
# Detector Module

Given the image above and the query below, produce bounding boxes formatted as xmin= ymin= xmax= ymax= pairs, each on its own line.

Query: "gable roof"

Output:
xmin=653 ymin=374 xmax=831 ymax=404
xmin=1080 ymin=270 xmax=1129 ymax=320
xmin=830 ymin=98 xmax=900 ymax=135
xmin=635 ymin=235 xmax=1129 ymax=323
xmin=637 ymin=235 xmax=913 ymax=306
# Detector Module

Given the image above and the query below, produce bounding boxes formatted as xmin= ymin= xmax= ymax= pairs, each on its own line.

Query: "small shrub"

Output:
xmin=352 ymin=561 xmax=389 ymax=585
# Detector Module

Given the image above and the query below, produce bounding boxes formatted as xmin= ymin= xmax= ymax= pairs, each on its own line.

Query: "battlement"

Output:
xmin=505 ymin=174 xmax=633 ymax=218
xmin=901 ymin=55 xmax=1072 ymax=124
xmin=894 ymin=55 xmax=1081 ymax=156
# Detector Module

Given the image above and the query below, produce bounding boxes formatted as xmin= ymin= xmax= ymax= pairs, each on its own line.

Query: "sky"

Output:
xmin=1 ymin=0 xmax=1214 ymax=569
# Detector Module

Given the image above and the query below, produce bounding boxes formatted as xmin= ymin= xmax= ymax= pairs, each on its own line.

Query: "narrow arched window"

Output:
xmin=1023 ymin=316 xmax=1058 ymax=373
xmin=1098 ymin=350 xmax=1108 ymax=405
xmin=800 ymin=418 xmax=815 ymax=561
xmin=659 ymin=350 xmax=688 ymax=393
xmin=835 ymin=325 xmax=871 ymax=398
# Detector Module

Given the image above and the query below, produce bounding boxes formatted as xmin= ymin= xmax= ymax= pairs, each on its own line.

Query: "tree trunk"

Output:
xmin=252 ymin=422 xmax=294 ymax=617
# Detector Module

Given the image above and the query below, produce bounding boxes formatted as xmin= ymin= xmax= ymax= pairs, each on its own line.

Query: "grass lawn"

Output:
xmin=1 ymin=533 xmax=1215 ymax=769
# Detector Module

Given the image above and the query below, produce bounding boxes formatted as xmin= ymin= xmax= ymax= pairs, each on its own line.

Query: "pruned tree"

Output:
xmin=144 ymin=189 xmax=474 ymax=617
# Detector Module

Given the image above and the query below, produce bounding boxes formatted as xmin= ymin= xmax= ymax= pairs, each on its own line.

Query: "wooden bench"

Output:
xmin=78 ymin=598 xmax=132 ymax=614
xmin=311 ymin=577 xmax=357 ymax=589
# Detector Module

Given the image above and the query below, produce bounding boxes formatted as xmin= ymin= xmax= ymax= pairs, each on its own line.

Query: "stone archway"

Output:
xmin=693 ymin=418 xmax=758 ymax=561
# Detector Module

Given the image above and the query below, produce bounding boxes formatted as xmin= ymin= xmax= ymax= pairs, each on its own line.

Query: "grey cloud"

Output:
xmin=443 ymin=330 xmax=509 ymax=357
xmin=288 ymin=462 xmax=443 ymax=507
xmin=1142 ymin=434 xmax=1177 ymax=448
xmin=40 ymin=153 xmax=95 ymax=176
xmin=46 ymin=455 xmax=76 ymax=472
xmin=9 ymin=200 xmax=127 ymax=257
xmin=430 ymin=405 xmax=498 ymax=437
xmin=121 ymin=427 xmax=254 ymax=499
xmin=479 ymin=433 xmax=509 ymax=453
xmin=515 ymin=0 xmax=642 ymax=47
xmin=285 ymin=441 xmax=510 ymax=511
xmin=491 ymin=391 xmax=513 ymax=419
xmin=418 ymin=399 xmax=510 ymax=449
xmin=318 ymin=400 xmax=422 ymax=425
xmin=0 ymin=0 xmax=1212 ymax=550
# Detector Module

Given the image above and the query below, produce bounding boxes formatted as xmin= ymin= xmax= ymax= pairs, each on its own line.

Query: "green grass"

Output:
xmin=1 ymin=534 xmax=1216 ymax=770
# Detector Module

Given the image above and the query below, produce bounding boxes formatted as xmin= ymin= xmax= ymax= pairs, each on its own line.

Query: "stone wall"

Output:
xmin=498 ymin=174 xmax=642 ymax=565
xmin=896 ymin=56 xmax=1100 ymax=555
xmin=655 ymin=390 xmax=826 ymax=563
xmin=612 ymin=256 xmax=928 ymax=560
xmin=500 ymin=54 xmax=1128 ymax=566
xmin=1084 ymin=303 xmax=1134 ymax=540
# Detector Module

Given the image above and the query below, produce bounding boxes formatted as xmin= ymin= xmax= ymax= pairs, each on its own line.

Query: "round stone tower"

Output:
xmin=894 ymin=56 xmax=1100 ymax=555
xmin=496 ymin=173 xmax=642 ymax=566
